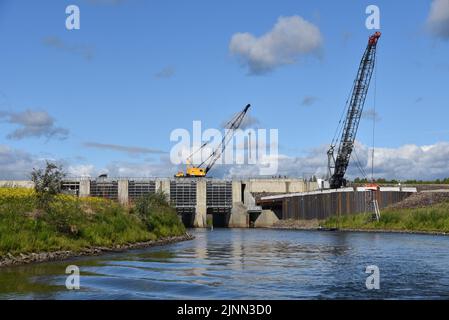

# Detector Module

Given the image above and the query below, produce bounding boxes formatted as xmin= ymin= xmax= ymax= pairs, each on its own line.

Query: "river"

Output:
xmin=1 ymin=229 xmax=449 ymax=299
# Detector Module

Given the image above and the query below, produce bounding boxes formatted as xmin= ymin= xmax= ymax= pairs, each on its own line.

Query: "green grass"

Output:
xmin=323 ymin=201 xmax=449 ymax=233
xmin=0 ymin=189 xmax=186 ymax=257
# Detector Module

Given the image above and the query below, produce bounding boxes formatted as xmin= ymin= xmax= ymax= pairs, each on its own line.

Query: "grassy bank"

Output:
xmin=323 ymin=201 xmax=449 ymax=233
xmin=0 ymin=188 xmax=186 ymax=257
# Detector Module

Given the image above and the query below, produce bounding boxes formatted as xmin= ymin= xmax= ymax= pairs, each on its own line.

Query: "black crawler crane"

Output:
xmin=328 ymin=32 xmax=381 ymax=189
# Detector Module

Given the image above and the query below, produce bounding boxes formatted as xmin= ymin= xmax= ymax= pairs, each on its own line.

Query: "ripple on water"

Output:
xmin=1 ymin=229 xmax=449 ymax=299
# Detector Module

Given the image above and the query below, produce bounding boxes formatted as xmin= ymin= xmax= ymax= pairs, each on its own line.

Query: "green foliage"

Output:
xmin=135 ymin=191 xmax=170 ymax=219
xmin=30 ymin=161 xmax=65 ymax=210
xmin=206 ymin=214 xmax=213 ymax=227
xmin=0 ymin=188 xmax=186 ymax=257
xmin=134 ymin=192 xmax=186 ymax=237
xmin=323 ymin=201 xmax=449 ymax=233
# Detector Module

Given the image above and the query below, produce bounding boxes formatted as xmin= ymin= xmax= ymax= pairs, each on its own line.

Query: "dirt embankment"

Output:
xmin=387 ymin=191 xmax=449 ymax=210
xmin=271 ymin=219 xmax=322 ymax=230
xmin=0 ymin=234 xmax=194 ymax=268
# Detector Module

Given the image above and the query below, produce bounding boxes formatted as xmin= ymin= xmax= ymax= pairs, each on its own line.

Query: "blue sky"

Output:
xmin=0 ymin=0 xmax=448 ymax=179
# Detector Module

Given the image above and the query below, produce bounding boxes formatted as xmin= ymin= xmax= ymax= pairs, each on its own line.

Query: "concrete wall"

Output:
xmin=242 ymin=179 xmax=318 ymax=194
xmin=0 ymin=178 xmax=318 ymax=228
xmin=232 ymin=181 xmax=242 ymax=204
xmin=254 ymin=210 xmax=279 ymax=228
xmin=194 ymin=179 xmax=207 ymax=228
xmin=118 ymin=180 xmax=129 ymax=205
xmin=79 ymin=179 xmax=90 ymax=198
xmin=156 ymin=179 xmax=171 ymax=200
xmin=228 ymin=202 xmax=249 ymax=228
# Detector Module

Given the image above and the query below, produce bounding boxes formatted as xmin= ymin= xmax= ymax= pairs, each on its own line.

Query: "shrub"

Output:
xmin=30 ymin=161 xmax=65 ymax=210
xmin=134 ymin=192 xmax=185 ymax=237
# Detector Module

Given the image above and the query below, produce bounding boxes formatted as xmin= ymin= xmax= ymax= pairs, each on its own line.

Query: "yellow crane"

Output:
xmin=175 ymin=104 xmax=251 ymax=178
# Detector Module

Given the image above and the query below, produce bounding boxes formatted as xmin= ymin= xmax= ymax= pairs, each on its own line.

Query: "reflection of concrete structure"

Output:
xmin=1 ymin=177 xmax=318 ymax=228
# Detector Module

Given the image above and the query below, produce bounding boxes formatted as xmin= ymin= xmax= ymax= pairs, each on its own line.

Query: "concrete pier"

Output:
xmin=156 ymin=179 xmax=170 ymax=200
xmin=118 ymin=179 xmax=129 ymax=205
xmin=79 ymin=179 xmax=90 ymax=198
xmin=194 ymin=179 xmax=207 ymax=228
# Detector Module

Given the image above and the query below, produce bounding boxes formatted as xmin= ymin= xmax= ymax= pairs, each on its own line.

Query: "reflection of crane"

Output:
xmin=175 ymin=104 xmax=251 ymax=178
xmin=327 ymin=32 xmax=381 ymax=189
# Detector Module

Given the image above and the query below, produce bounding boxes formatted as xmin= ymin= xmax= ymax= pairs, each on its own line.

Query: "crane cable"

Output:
xmin=331 ymin=87 xmax=353 ymax=148
xmin=353 ymin=146 xmax=368 ymax=180
xmin=371 ymin=55 xmax=378 ymax=182
xmin=185 ymin=108 xmax=246 ymax=167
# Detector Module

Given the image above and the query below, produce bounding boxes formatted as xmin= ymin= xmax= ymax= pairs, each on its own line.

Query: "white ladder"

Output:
xmin=366 ymin=190 xmax=381 ymax=222
xmin=372 ymin=199 xmax=381 ymax=222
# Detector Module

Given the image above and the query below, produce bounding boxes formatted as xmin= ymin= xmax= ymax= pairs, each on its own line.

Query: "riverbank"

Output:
xmin=0 ymin=188 xmax=189 ymax=267
xmin=271 ymin=221 xmax=449 ymax=236
xmin=0 ymin=234 xmax=194 ymax=268
xmin=323 ymin=201 xmax=449 ymax=234
xmin=271 ymin=200 xmax=449 ymax=236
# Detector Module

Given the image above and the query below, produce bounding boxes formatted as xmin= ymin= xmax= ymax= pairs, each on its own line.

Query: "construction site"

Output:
xmin=1 ymin=31 xmax=442 ymax=228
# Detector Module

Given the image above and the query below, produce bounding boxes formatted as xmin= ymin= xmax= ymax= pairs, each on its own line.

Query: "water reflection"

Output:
xmin=1 ymin=229 xmax=449 ymax=299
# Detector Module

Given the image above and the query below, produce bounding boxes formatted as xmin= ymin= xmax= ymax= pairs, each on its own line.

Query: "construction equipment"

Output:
xmin=327 ymin=32 xmax=381 ymax=189
xmin=175 ymin=104 xmax=251 ymax=178
xmin=365 ymin=186 xmax=381 ymax=222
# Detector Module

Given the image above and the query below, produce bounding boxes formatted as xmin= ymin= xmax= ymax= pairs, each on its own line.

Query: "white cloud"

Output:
xmin=0 ymin=109 xmax=69 ymax=140
xmin=370 ymin=142 xmax=449 ymax=180
xmin=214 ymin=141 xmax=449 ymax=181
xmin=67 ymin=164 xmax=95 ymax=178
xmin=103 ymin=157 xmax=178 ymax=178
xmin=0 ymin=145 xmax=42 ymax=179
xmin=3 ymin=142 xmax=449 ymax=181
xmin=216 ymin=145 xmax=327 ymax=179
xmin=229 ymin=16 xmax=323 ymax=75
xmin=427 ymin=0 xmax=449 ymax=39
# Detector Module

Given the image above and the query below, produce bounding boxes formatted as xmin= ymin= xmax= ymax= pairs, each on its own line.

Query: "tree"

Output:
xmin=31 ymin=161 xmax=66 ymax=209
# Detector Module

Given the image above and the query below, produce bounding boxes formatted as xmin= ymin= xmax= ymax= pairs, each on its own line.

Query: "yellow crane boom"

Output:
xmin=175 ymin=104 xmax=251 ymax=178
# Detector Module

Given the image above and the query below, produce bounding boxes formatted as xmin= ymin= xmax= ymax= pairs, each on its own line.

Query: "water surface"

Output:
xmin=1 ymin=229 xmax=449 ymax=299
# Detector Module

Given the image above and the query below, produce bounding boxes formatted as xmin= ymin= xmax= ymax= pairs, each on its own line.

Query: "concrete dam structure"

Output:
xmin=0 ymin=178 xmax=318 ymax=228
xmin=0 ymin=179 xmax=416 ymax=228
